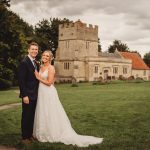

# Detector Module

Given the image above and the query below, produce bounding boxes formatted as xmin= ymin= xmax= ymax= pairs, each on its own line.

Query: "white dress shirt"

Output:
xmin=28 ymin=54 xmax=36 ymax=67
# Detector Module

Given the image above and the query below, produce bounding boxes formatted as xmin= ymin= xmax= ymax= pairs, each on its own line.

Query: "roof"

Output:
xmin=120 ymin=52 xmax=149 ymax=70
xmin=98 ymin=52 xmax=122 ymax=59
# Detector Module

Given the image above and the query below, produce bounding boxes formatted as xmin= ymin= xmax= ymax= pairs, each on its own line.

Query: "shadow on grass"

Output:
xmin=0 ymin=133 xmax=104 ymax=150
xmin=0 ymin=132 xmax=150 ymax=150
xmin=18 ymin=142 xmax=104 ymax=150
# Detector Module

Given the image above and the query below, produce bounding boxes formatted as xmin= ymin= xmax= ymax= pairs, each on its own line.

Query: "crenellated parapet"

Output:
xmin=59 ymin=20 xmax=98 ymax=41
xmin=59 ymin=19 xmax=98 ymax=31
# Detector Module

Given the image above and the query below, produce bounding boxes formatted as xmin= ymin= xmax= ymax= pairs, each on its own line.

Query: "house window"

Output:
xmin=123 ymin=67 xmax=127 ymax=74
xmin=143 ymin=70 xmax=146 ymax=76
xmin=94 ymin=66 xmax=99 ymax=73
xmin=66 ymin=41 xmax=69 ymax=48
xmin=64 ymin=62 xmax=70 ymax=70
xmin=86 ymin=41 xmax=90 ymax=49
xmin=113 ymin=67 xmax=118 ymax=74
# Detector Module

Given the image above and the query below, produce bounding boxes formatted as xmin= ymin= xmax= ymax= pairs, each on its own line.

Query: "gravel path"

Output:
xmin=0 ymin=146 xmax=18 ymax=150
xmin=0 ymin=103 xmax=21 ymax=111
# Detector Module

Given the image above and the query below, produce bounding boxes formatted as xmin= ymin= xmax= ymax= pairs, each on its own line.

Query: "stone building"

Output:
xmin=54 ymin=20 xmax=149 ymax=82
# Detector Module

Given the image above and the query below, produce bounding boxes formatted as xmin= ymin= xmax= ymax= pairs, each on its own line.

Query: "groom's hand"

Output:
xmin=23 ymin=96 xmax=29 ymax=104
xmin=34 ymin=70 xmax=40 ymax=80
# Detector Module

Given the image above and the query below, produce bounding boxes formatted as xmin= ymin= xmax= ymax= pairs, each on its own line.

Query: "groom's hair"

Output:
xmin=28 ymin=42 xmax=39 ymax=49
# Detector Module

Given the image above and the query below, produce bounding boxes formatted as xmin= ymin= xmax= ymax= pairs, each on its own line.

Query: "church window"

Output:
xmin=94 ymin=66 xmax=99 ymax=73
xmin=143 ymin=70 xmax=146 ymax=76
xmin=113 ymin=67 xmax=118 ymax=74
xmin=86 ymin=41 xmax=90 ymax=49
xmin=64 ymin=62 xmax=70 ymax=70
xmin=66 ymin=41 xmax=69 ymax=48
xmin=123 ymin=67 xmax=127 ymax=74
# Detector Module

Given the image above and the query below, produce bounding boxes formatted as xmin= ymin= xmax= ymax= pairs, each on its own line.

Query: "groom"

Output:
xmin=18 ymin=42 xmax=39 ymax=144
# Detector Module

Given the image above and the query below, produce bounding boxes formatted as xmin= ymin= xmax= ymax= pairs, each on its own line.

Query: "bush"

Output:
xmin=0 ymin=78 xmax=12 ymax=90
xmin=112 ymin=76 xmax=116 ymax=80
xmin=79 ymin=80 xmax=88 ymax=83
xmin=133 ymin=77 xmax=144 ymax=83
xmin=128 ymin=76 xmax=134 ymax=80
xmin=136 ymin=77 xmax=143 ymax=80
xmin=107 ymin=76 xmax=111 ymax=80
xmin=0 ymin=65 xmax=14 ymax=89
xmin=92 ymin=81 xmax=99 ymax=85
xmin=119 ymin=75 xmax=126 ymax=81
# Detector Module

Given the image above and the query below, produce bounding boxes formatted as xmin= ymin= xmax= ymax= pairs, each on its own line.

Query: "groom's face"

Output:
xmin=28 ymin=45 xmax=38 ymax=59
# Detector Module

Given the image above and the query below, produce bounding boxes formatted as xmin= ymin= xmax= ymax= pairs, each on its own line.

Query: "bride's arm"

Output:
xmin=35 ymin=66 xmax=55 ymax=86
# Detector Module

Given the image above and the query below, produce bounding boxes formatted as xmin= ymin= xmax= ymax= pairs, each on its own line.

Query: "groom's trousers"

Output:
xmin=21 ymin=99 xmax=37 ymax=139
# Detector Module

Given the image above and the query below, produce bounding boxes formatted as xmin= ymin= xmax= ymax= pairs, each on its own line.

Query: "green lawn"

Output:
xmin=0 ymin=87 xmax=20 ymax=105
xmin=0 ymin=82 xmax=150 ymax=150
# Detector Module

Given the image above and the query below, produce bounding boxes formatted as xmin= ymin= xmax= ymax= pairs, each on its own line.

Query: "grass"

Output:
xmin=0 ymin=87 xmax=20 ymax=105
xmin=0 ymin=82 xmax=150 ymax=150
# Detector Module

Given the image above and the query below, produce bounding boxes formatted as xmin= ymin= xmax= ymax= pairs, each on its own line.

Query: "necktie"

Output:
xmin=33 ymin=60 xmax=38 ymax=70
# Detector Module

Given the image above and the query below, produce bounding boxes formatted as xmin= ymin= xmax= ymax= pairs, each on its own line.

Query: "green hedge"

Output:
xmin=0 ymin=64 xmax=14 ymax=89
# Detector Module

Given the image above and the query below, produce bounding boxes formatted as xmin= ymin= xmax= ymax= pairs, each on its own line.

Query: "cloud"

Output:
xmin=10 ymin=0 xmax=150 ymax=56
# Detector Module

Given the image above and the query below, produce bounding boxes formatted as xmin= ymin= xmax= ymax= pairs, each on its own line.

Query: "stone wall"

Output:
xmin=132 ymin=70 xmax=149 ymax=80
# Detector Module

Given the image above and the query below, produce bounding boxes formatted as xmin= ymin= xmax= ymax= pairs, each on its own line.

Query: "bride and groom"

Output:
xmin=18 ymin=42 xmax=103 ymax=147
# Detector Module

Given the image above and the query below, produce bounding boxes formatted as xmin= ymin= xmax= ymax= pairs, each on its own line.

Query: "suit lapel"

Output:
xmin=26 ymin=56 xmax=35 ymax=71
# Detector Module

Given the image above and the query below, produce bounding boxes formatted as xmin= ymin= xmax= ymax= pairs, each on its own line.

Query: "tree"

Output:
xmin=0 ymin=0 xmax=10 ymax=7
xmin=0 ymin=2 xmax=34 ymax=89
xmin=143 ymin=51 xmax=150 ymax=68
xmin=34 ymin=18 xmax=71 ymax=55
xmin=108 ymin=40 xmax=129 ymax=53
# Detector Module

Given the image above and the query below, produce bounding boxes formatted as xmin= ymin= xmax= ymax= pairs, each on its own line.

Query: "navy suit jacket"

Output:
xmin=18 ymin=56 xmax=39 ymax=100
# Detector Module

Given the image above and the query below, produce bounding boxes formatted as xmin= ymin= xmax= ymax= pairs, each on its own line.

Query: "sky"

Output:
xmin=10 ymin=0 xmax=150 ymax=57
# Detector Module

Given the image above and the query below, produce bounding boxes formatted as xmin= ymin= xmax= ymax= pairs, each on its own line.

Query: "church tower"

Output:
xmin=55 ymin=20 xmax=99 ymax=82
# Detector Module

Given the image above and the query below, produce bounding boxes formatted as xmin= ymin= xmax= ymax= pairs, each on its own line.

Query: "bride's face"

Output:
xmin=42 ymin=52 xmax=50 ymax=63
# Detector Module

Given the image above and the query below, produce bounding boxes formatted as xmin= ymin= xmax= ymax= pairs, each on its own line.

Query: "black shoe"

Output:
xmin=21 ymin=139 xmax=32 ymax=144
xmin=30 ymin=136 xmax=37 ymax=142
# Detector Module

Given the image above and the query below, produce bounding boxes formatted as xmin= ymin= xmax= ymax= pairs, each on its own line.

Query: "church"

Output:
xmin=54 ymin=20 xmax=150 ymax=82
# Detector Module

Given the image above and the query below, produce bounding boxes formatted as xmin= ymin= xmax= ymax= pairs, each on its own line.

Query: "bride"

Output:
xmin=33 ymin=50 xmax=103 ymax=147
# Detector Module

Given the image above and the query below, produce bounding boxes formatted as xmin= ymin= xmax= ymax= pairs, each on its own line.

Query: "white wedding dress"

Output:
xmin=33 ymin=68 xmax=103 ymax=147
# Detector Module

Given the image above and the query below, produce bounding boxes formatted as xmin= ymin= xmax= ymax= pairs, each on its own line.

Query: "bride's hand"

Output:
xmin=34 ymin=70 xmax=40 ymax=80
